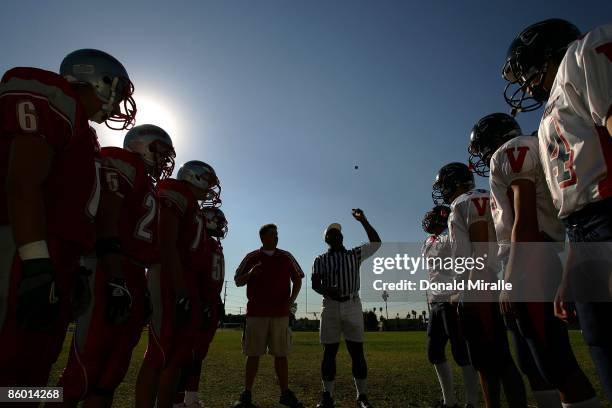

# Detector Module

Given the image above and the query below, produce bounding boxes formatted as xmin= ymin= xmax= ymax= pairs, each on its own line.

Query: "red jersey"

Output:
xmin=0 ymin=67 xmax=101 ymax=251
xmin=234 ymin=248 xmax=304 ymax=317
xmin=157 ymin=179 xmax=207 ymax=272
xmin=199 ymin=236 xmax=225 ymax=300
xmin=100 ymin=147 xmax=158 ymax=265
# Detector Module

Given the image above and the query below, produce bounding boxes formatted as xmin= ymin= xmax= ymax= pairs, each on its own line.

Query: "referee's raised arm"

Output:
xmin=353 ymin=208 xmax=380 ymax=242
xmin=353 ymin=208 xmax=381 ymax=256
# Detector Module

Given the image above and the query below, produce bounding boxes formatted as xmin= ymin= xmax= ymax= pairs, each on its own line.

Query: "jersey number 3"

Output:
xmin=546 ymin=118 xmax=577 ymax=188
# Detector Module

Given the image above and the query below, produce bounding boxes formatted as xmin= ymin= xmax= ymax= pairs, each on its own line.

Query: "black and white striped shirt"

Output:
xmin=312 ymin=246 xmax=363 ymax=297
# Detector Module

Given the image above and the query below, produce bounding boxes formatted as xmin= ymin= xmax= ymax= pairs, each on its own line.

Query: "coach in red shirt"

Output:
xmin=233 ymin=224 xmax=305 ymax=408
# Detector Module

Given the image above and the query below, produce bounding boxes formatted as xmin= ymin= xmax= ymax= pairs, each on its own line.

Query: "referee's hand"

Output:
xmin=352 ymin=208 xmax=366 ymax=222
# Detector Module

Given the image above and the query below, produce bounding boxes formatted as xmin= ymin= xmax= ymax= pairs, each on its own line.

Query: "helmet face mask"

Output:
xmin=432 ymin=163 xmax=475 ymax=205
xmin=422 ymin=205 xmax=450 ymax=234
xmin=149 ymin=140 xmax=176 ymax=180
xmin=61 ymin=49 xmax=137 ymax=130
xmin=468 ymin=113 xmax=522 ymax=177
xmin=502 ymin=19 xmax=581 ymax=114
xmin=202 ymin=208 xmax=228 ymax=239
xmin=102 ymin=77 xmax=137 ymax=130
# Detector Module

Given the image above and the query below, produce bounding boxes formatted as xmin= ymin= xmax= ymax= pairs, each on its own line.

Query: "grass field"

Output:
xmin=47 ymin=330 xmax=610 ymax=408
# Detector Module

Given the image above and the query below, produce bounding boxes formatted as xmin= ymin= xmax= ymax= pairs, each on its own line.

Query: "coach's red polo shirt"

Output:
xmin=235 ymin=248 xmax=304 ymax=317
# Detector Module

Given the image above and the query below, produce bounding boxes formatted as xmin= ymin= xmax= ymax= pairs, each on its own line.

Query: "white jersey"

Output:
xmin=489 ymin=135 xmax=566 ymax=259
xmin=421 ymin=230 xmax=455 ymax=300
xmin=448 ymin=189 xmax=498 ymax=271
xmin=538 ymin=24 xmax=612 ymax=218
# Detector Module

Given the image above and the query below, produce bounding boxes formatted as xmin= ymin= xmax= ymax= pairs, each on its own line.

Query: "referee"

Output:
xmin=312 ymin=208 xmax=380 ymax=408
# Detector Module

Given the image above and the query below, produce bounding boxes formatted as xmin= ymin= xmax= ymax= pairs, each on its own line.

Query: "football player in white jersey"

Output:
xmin=502 ymin=19 xmax=612 ymax=400
xmin=433 ymin=163 xmax=526 ymax=408
xmin=422 ymin=206 xmax=480 ymax=408
xmin=469 ymin=113 xmax=599 ymax=407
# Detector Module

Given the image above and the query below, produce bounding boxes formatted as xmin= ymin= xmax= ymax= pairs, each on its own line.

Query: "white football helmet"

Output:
xmin=202 ymin=207 xmax=228 ymax=239
xmin=123 ymin=124 xmax=175 ymax=180
xmin=60 ymin=48 xmax=136 ymax=129
xmin=177 ymin=160 xmax=221 ymax=207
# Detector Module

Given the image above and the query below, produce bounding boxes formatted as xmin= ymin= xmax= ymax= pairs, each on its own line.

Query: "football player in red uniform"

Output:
xmin=0 ymin=49 xmax=136 ymax=390
xmin=135 ymin=160 xmax=221 ymax=408
xmin=174 ymin=207 xmax=227 ymax=408
xmin=58 ymin=124 xmax=175 ymax=407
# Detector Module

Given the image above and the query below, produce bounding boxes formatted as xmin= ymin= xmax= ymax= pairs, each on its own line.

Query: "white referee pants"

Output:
xmin=320 ymin=296 xmax=364 ymax=344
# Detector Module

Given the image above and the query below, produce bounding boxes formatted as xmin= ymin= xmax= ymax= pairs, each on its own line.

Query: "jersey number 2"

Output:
xmin=135 ymin=193 xmax=157 ymax=242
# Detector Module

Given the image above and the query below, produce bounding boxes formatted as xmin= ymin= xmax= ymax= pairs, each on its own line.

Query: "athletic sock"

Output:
xmin=354 ymin=377 xmax=368 ymax=398
xmin=533 ymin=390 xmax=561 ymax=407
xmin=461 ymin=365 xmax=479 ymax=407
xmin=435 ymin=362 xmax=456 ymax=406
xmin=561 ymin=397 xmax=601 ymax=408
xmin=184 ymin=391 xmax=198 ymax=405
xmin=322 ymin=380 xmax=334 ymax=397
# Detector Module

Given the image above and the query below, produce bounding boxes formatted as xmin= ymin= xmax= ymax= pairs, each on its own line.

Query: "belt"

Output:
xmin=564 ymin=197 xmax=612 ymax=227
xmin=328 ymin=293 xmax=359 ymax=302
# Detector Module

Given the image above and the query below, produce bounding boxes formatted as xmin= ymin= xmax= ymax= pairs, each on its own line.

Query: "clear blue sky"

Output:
xmin=2 ymin=0 xmax=610 ymax=317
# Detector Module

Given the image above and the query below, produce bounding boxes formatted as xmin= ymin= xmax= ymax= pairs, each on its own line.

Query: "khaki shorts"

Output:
xmin=242 ymin=316 xmax=292 ymax=357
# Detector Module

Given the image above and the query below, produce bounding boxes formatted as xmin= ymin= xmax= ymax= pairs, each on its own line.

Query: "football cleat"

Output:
xmin=279 ymin=389 xmax=304 ymax=408
xmin=356 ymin=394 xmax=374 ymax=408
xmin=232 ymin=390 xmax=257 ymax=408
xmin=317 ymin=391 xmax=335 ymax=408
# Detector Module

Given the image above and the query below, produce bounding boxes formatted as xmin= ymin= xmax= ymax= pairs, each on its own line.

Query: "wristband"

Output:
xmin=18 ymin=240 xmax=50 ymax=260
xmin=95 ymin=237 xmax=122 ymax=258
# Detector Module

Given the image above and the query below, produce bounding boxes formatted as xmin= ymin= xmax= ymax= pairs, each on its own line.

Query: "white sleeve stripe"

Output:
xmin=235 ymin=252 xmax=258 ymax=277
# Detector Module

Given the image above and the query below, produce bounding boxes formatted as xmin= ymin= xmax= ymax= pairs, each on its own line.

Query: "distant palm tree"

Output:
xmin=411 ymin=310 xmax=417 ymax=319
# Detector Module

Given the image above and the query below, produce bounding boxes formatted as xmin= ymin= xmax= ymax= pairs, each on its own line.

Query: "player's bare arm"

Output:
xmin=468 ymin=220 xmax=489 ymax=282
xmin=7 ymin=134 xmax=53 ymax=247
xmin=554 ymin=244 xmax=577 ymax=322
xmin=499 ymin=179 xmax=539 ymax=313
xmin=509 ymin=180 xmax=540 ymax=243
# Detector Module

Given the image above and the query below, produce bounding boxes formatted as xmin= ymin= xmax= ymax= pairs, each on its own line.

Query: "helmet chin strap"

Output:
xmin=100 ymin=77 xmax=119 ymax=117
xmin=91 ymin=110 xmax=108 ymax=124
xmin=90 ymin=77 xmax=119 ymax=124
